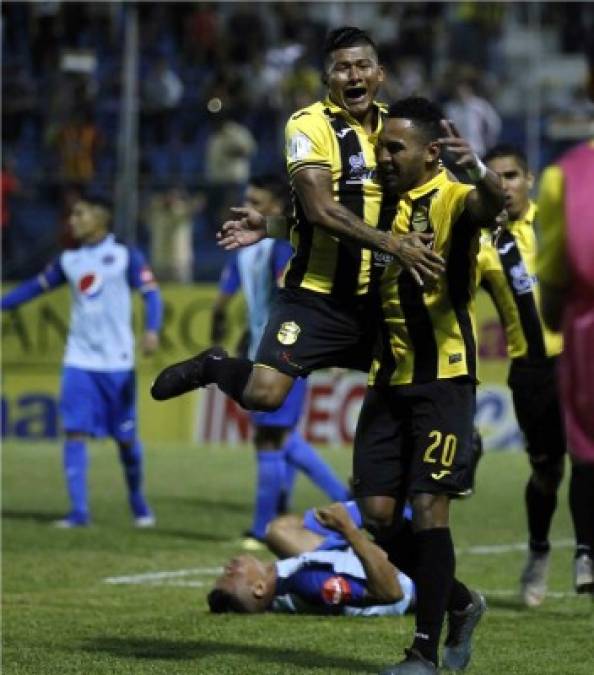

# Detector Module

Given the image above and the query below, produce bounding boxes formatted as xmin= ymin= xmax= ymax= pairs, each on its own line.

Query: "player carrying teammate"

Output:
xmin=151 ymin=27 xmax=444 ymax=409
xmin=1 ymin=194 xmax=162 ymax=527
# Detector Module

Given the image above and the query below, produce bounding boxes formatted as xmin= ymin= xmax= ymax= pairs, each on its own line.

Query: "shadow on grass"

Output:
xmin=140 ymin=528 xmax=231 ymax=543
xmin=153 ymin=495 xmax=252 ymax=515
xmin=1 ymin=509 xmax=65 ymax=523
xmin=83 ymin=636 xmax=379 ymax=672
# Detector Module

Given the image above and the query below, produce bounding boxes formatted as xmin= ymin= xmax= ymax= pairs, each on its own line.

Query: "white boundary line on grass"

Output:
xmin=103 ymin=567 xmax=223 ymax=586
xmin=459 ymin=538 xmax=574 ymax=555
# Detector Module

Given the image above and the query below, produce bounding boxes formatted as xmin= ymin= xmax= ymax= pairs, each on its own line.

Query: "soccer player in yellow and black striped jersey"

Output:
xmin=152 ymin=27 xmax=444 ymax=413
xmin=352 ymin=98 xmax=504 ymax=673
xmin=477 ymin=144 xmax=566 ymax=608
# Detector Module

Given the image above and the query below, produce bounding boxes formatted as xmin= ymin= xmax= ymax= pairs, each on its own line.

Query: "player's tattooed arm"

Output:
xmin=315 ymin=503 xmax=403 ymax=604
xmin=293 ymin=167 xmax=445 ymax=286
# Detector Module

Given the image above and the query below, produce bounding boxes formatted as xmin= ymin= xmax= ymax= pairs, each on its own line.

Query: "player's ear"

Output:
xmin=252 ymin=580 xmax=266 ymax=599
xmin=526 ymin=171 xmax=535 ymax=191
xmin=427 ymin=140 xmax=441 ymax=163
xmin=376 ymin=64 xmax=385 ymax=85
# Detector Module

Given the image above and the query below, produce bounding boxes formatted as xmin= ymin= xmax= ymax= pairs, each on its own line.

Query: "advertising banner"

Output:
xmin=2 ymin=284 xmax=522 ymax=450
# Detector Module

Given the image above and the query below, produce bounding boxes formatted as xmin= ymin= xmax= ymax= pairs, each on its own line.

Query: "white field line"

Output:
xmin=103 ymin=567 xmax=223 ymax=586
xmin=102 ymin=539 xmax=577 ymax=587
xmin=479 ymin=589 xmax=579 ymax=599
xmin=459 ymin=539 xmax=574 ymax=555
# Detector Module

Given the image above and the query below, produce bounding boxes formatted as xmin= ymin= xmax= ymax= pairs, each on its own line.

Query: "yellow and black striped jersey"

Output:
xmin=477 ymin=202 xmax=562 ymax=360
xmin=370 ymin=170 xmax=478 ymax=386
xmin=284 ymin=97 xmax=387 ymax=300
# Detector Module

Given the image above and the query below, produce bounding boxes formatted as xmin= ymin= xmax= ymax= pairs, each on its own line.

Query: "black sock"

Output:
xmin=569 ymin=464 xmax=594 ymax=557
xmin=526 ymin=478 xmax=557 ymax=552
xmin=203 ymin=356 xmax=253 ymax=407
xmin=411 ymin=528 xmax=455 ymax=666
xmin=447 ymin=578 xmax=473 ymax=613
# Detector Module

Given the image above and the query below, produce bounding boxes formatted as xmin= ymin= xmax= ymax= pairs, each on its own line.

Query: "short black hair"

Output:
xmin=249 ymin=175 xmax=289 ymax=207
xmin=207 ymin=588 xmax=244 ymax=614
xmin=323 ymin=26 xmax=378 ymax=64
xmin=80 ymin=189 xmax=113 ymax=212
xmin=387 ymin=97 xmax=444 ymax=143
xmin=483 ymin=143 xmax=529 ymax=173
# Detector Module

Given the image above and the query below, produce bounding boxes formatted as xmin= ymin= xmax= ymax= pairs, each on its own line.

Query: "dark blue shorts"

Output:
xmin=249 ymin=377 xmax=307 ymax=428
xmin=60 ymin=366 xmax=137 ymax=441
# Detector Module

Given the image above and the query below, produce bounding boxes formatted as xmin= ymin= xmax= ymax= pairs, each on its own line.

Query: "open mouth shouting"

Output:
xmin=344 ymin=85 xmax=368 ymax=105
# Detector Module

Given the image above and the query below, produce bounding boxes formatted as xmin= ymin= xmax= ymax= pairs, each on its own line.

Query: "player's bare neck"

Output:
xmin=82 ymin=230 xmax=108 ymax=246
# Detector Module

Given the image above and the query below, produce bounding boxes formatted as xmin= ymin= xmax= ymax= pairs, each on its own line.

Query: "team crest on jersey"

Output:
xmin=277 ymin=321 xmax=301 ymax=345
xmin=411 ymin=205 xmax=430 ymax=232
xmin=288 ymin=133 xmax=312 ymax=161
xmin=321 ymin=576 xmax=352 ymax=605
xmin=510 ymin=262 xmax=535 ymax=295
xmin=77 ymin=273 xmax=103 ymax=298
xmin=348 ymin=152 xmax=374 ymax=181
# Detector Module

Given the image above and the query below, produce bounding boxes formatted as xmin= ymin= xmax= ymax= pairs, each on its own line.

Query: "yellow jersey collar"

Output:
xmin=405 ymin=169 xmax=449 ymax=201
xmin=323 ymin=97 xmax=385 ymax=136
xmin=509 ymin=201 xmax=537 ymax=228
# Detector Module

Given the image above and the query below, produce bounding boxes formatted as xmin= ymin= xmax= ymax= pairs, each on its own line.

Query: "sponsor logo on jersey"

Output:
xmin=322 ymin=576 xmax=352 ymax=605
xmin=277 ymin=321 xmax=301 ymax=346
xmin=336 ymin=127 xmax=354 ymax=139
xmin=372 ymin=250 xmax=394 ymax=267
xmin=431 ymin=469 xmax=451 ymax=480
xmin=102 ymin=254 xmax=115 ymax=265
xmin=77 ymin=273 xmax=103 ymax=298
xmin=288 ymin=133 xmax=313 ymax=161
xmin=497 ymin=241 xmax=515 ymax=256
xmin=411 ymin=205 xmax=430 ymax=232
xmin=509 ymin=262 xmax=535 ymax=295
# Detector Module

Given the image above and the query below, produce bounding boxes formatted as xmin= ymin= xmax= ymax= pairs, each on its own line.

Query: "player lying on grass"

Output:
xmin=208 ymin=502 xmax=414 ymax=617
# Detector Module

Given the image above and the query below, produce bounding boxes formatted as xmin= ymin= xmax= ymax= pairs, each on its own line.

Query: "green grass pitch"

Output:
xmin=3 ymin=441 xmax=593 ymax=674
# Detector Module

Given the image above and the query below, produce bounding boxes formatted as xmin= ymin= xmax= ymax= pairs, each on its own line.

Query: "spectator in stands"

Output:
xmin=49 ymin=106 xmax=102 ymax=186
xmin=444 ymin=72 xmax=501 ymax=158
xmin=141 ymin=57 xmax=184 ymax=145
xmin=1 ymin=158 xmax=21 ymax=270
xmin=145 ymin=186 xmax=203 ymax=282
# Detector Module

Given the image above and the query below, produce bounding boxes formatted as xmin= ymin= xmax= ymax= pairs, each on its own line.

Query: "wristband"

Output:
xmin=466 ymin=156 xmax=487 ymax=183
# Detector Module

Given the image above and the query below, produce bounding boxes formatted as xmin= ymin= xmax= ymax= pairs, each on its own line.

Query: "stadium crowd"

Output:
xmin=2 ymin=2 xmax=593 ymax=280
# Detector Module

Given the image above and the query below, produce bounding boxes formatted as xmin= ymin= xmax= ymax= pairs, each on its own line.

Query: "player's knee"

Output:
xmin=531 ymin=461 xmax=564 ymax=494
xmin=410 ymin=493 xmax=450 ymax=531
xmin=243 ymin=368 xmax=294 ymax=411
xmin=358 ymin=496 xmax=396 ymax=530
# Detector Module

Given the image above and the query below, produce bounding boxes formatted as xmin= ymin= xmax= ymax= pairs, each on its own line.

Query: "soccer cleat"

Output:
xmin=442 ymin=590 xmax=487 ymax=671
xmin=379 ymin=648 xmax=438 ymax=674
xmin=241 ymin=530 xmax=267 ymax=552
xmin=150 ymin=346 xmax=228 ymax=401
xmin=134 ymin=514 xmax=156 ymax=528
xmin=520 ymin=549 xmax=550 ymax=607
xmin=53 ymin=514 xmax=89 ymax=528
xmin=574 ymin=553 xmax=594 ymax=594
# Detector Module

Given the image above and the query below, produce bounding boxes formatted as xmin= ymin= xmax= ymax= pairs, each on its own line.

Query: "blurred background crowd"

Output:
xmin=2 ymin=1 xmax=594 ymax=281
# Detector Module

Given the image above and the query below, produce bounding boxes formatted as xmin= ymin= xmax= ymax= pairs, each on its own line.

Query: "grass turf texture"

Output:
xmin=3 ymin=441 xmax=593 ymax=674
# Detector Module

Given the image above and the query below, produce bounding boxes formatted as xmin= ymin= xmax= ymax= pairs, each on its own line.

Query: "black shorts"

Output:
xmin=255 ymin=287 xmax=380 ymax=378
xmin=353 ymin=378 xmax=476 ymax=500
xmin=508 ymin=357 xmax=566 ymax=469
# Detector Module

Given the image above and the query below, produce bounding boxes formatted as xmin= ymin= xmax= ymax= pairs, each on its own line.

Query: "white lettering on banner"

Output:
xmin=195 ymin=375 xmax=522 ymax=451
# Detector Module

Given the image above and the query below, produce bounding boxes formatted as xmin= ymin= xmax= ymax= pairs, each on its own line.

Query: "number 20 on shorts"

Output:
xmin=423 ymin=430 xmax=457 ymax=467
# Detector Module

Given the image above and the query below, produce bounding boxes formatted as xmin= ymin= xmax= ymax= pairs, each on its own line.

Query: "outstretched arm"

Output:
xmin=315 ymin=503 xmax=402 ymax=603
xmin=1 ymin=260 xmax=66 ymax=310
xmin=439 ymin=120 xmax=505 ymax=226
